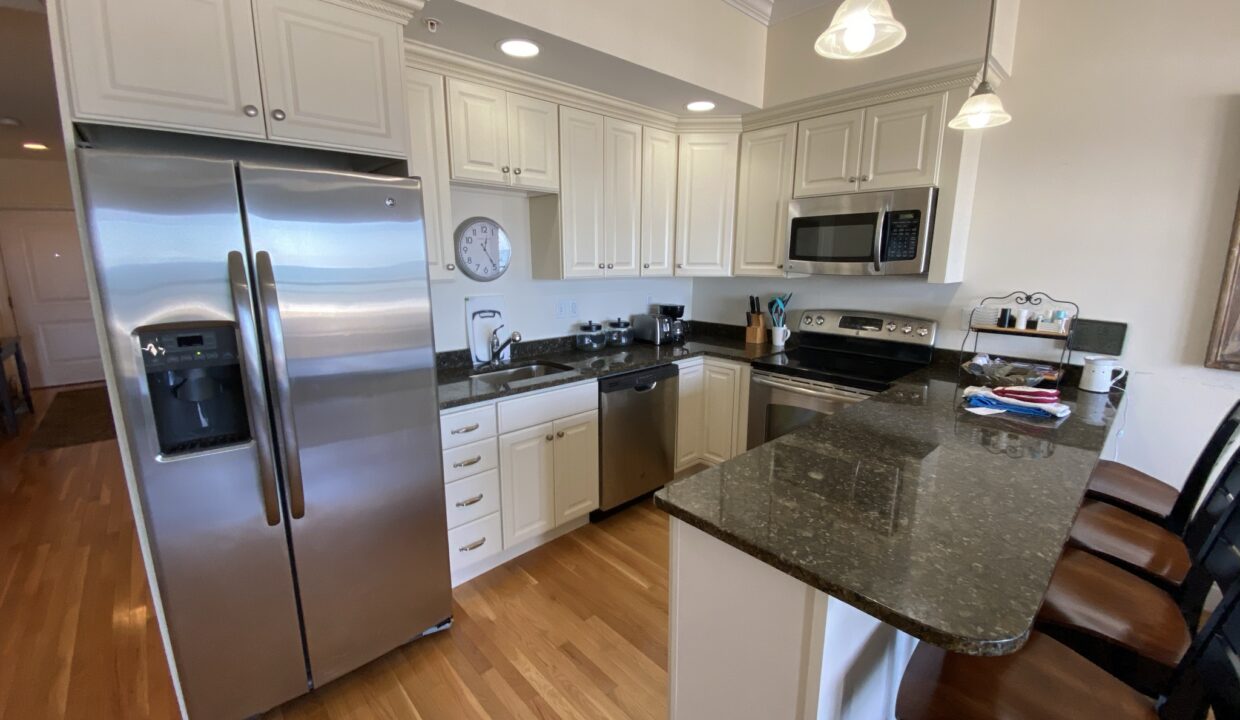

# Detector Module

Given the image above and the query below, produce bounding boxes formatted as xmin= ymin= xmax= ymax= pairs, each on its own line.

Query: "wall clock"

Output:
xmin=453 ymin=216 xmax=512 ymax=282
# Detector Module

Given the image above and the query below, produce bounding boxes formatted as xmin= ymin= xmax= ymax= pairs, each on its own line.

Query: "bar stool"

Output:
xmin=895 ymin=584 xmax=1240 ymax=720
xmin=0 ymin=336 xmax=35 ymax=436
xmin=1035 ymin=485 xmax=1240 ymax=695
xmin=1087 ymin=400 xmax=1240 ymax=533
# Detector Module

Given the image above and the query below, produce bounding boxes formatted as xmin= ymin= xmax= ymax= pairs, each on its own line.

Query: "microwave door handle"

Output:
xmin=872 ymin=208 xmax=888 ymax=274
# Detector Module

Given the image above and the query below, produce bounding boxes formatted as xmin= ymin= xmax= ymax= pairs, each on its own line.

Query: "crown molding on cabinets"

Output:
xmin=723 ymin=0 xmax=775 ymax=25
xmin=405 ymin=41 xmax=682 ymax=132
xmin=324 ymin=0 xmax=424 ymax=24
xmin=675 ymin=116 xmax=744 ymax=133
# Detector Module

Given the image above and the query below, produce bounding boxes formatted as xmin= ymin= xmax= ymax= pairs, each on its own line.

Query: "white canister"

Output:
xmin=1080 ymin=356 xmax=1127 ymax=393
xmin=771 ymin=325 xmax=791 ymax=348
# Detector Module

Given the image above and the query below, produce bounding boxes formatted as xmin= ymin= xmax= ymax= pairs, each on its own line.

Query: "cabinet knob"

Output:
xmin=598 ymin=263 xmax=605 ymax=269
xmin=777 ymin=263 xmax=784 ymax=269
xmin=556 ymin=431 xmax=565 ymax=438
xmin=643 ymin=263 xmax=650 ymax=269
xmin=271 ymin=109 xmax=286 ymax=121
xmin=243 ymin=105 xmax=259 ymax=117
xmin=606 ymin=263 xmax=614 ymax=269
xmin=676 ymin=263 xmax=684 ymax=269
xmin=861 ymin=174 xmax=871 ymax=181
xmin=545 ymin=434 xmax=554 ymax=442
xmin=513 ymin=167 xmax=522 ymax=175
xmin=501 ymin=166 xmax=511 ymax=174
xmin=446 ymin=263 xmax=456 ymax=271
xmin=848 ymin=176 xmax=858 ymax=183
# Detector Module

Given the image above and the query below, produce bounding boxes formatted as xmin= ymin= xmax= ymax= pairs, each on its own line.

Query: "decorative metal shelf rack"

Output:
xmin=960 ymin=291 xmax=1080 ymax=388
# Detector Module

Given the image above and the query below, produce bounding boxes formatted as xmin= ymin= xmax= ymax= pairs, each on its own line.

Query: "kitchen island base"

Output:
xmin=670 ymin=518 xmax=917 ymax=720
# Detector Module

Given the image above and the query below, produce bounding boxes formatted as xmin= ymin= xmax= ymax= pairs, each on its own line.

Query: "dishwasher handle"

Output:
xmin=633 ymin=382 xmax=658 ymax=393
xmin=598 ymin=362 xmax=679 ymax=393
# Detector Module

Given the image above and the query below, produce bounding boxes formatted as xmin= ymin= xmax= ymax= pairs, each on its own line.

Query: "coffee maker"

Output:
xmin=634 ymin=305 xmax=686 ymax=345
xmin=660 ymin=304 xmax=686 ymax=342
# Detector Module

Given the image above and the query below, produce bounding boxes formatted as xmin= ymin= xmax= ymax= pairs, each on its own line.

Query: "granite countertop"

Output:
xmin=435 ymin=338 xmax=778 ymax=410
xmin=654 ymin=363 xmax=1123 ymax=656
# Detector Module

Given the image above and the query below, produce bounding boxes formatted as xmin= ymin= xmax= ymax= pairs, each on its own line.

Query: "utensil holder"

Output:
xmin=745 ymin=312 xmax=766 ymax=345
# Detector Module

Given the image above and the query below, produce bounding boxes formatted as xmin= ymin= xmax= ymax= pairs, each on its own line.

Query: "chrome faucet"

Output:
xmin=489 ymin=325 xmax=521 ymax=367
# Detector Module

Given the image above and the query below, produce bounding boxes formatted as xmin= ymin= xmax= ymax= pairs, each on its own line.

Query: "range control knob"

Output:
xmin=901 ymin=324 xmax=913 ymax=334
xmin=886 ymin=322 xmax=897 ymax=332
xmin=815 ymin=315 xmax=826 ymax=326
xmin=916 ymin=326 xmax=930 ymax=337
xmin=803 ymin=315 xmax=814 ymax=326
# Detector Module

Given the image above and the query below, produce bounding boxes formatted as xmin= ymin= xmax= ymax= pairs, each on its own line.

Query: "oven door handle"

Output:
xmin=752 ymin=376 xmax=869 ymax=402
xmin=872 ymin=207 xmax=888 ymax=274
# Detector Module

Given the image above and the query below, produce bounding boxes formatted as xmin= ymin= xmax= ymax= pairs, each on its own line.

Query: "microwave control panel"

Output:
xmin=882 ymin=210 xmax=922 ymax=262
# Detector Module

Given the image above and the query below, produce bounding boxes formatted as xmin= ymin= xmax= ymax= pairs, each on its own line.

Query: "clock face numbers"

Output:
xmin=454 ymin=217 xmax=511 ymax=282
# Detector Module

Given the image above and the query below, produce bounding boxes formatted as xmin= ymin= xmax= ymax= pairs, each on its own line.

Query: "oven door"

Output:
xmin=786 ymin=187 xmax=937 ymax=276
xmin=747 ymin=371 xmax=874 ymax=450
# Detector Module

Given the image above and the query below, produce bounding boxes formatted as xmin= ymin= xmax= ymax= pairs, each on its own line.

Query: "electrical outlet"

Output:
xmin=555 ymin=299 xmax=579 ymax=319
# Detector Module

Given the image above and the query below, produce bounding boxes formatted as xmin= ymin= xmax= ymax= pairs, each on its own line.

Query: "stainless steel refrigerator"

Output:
xmin=76 ymin=149 xmax=452 ymax=719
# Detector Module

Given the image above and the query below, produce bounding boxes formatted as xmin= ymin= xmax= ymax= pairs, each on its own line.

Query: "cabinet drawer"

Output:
xmin=440 ymin=404 xmax=497 ymax=450
xmin=444 ymin=469 xmax=500 ymax=529
xmin=447 ymin=512 xmax=502 ymax=573
xmin=498 ymin=382 xmax=598 ymax=434
xmin=442 ymin=437 xmax=498 ymax=484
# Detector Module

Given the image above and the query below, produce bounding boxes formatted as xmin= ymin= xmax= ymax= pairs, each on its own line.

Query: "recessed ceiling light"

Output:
xmin=22 ymin=142 xmax=49 ymax=151
xmin=499 ymin=39 xmax=540 ymax=58
xmin=0 ymin=117 xmax=21 ymax=127
xmin=686 ymin=101 xmax=716 ymax=112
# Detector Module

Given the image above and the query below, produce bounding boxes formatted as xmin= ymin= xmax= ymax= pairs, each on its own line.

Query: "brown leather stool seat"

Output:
xmin=1087 ymin=460 xmax=1178 ymax=524
xmin=895 ymin=632 xmax=1156 ymax=720
xmin=1068 ymin=500 xmax=1191 ymax=589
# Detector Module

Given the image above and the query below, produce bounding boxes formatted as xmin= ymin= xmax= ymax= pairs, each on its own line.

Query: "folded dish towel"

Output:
xmin=962 ymin=386 xmax=1072 ymax=418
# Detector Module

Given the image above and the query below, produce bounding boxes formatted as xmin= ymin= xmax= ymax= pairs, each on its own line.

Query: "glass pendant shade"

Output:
xmin=948 ymin=82 xmax=1012 ymax=130
xmin=814 ymin=0 xmax=907 ymax=59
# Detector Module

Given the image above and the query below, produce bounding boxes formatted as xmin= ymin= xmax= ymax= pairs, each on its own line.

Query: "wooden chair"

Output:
xmin=1036 ymin=487 xmax=1240 ymax=696
xmin=0 ymin=337 xmax=35 ymax=436
xmin=895 ymin=582 xmax=1240 ymax=720
xmin=1087 ymin=400 xmax=1240 ymax=533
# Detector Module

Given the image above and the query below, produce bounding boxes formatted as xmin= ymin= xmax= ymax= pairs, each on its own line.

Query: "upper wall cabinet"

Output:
xmin=640 ymin=127 xmax=677 ymax=277
xmin=446 ymin=79 xmax=559 ymax=192
xmin=557 ymin=106 xmax=606 ymax=278
xmin=602 ymin=117 xmax=642 ymax=278
xmin=735 ymin=124 xmax=796 ymax=277
xmin=56 ymin=0 xmax=415 ymax=157
xmin=405 ymin=69 xmax=455 ymax=282
xmin=793 ymin=92 xmax=946 ymax=197
xmin=675 ymin=133 xmax=739 ymax=277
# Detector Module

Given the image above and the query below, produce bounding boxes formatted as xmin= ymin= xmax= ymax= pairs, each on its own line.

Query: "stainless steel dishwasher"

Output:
xmin=597 ymin=363 xmax=679 ymax=513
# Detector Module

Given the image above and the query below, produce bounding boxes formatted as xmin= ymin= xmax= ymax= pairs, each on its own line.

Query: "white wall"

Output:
xmin=456 ymin=0 xmax=767 ymax=108
xmin=698 ymin=0 xmax=1240 ymax=485
xmin=0 ymin=158 xmax=73 ymax=210
xmin=430 ymin=187 xmax=693 ymax=351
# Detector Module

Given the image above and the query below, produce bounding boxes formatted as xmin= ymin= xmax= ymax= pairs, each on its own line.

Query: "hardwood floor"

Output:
xmin=0 ymin=386 xmax=669 ymax=720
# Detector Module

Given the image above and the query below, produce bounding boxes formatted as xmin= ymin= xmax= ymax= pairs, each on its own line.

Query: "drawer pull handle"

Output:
xmin=455 ymin=493 xmax=484 ymax=508
xmin=459 ymin=537 xmax=487 ymax=552
xmin=453 ymin=456 xmax=482 ymax=468
xmin=450 ymin=423 xmax=480 ymax=435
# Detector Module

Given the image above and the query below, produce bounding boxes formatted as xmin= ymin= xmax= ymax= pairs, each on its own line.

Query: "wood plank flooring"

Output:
xmin=0 ymin=386 xmax=669 ymax=720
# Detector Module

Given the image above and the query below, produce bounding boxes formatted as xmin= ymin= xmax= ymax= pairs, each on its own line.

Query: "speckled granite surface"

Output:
xmin=435 ymin=338 xmax=780 ymax=410
xmin=655 ymin=365 xmax=1123 ymax=656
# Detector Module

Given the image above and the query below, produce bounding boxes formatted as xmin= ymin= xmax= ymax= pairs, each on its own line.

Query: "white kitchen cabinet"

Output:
xmin=701 ymin=360 xmax=744 ymax=464
xmin=603 ymin=118 xmax=643 ymax=277
xmin=552 ymin=410 xmax=600 ymax=523
xmin=406 ymin=69 xmax=455 ymax=281
xmin=499 ymin=422 xmax=557 ymax=547
xmin=446 ymin=79 xmax=560 ymax=191
xmin=57 ymin=0 xmax=267 ymax=139
xmin=859 ymin=93 xmax=945 ymax=191
xmin=558 ymin=106 xmax=607 ymax=278
xmin=675 ymin=133 xmax=738 ymax=277
xmin=794 ymin=109 xmax=864 ymax=198
xmin=252 ymin=0 xmax=407 ymax=155
xmin=674 ymin=359 xmax=705 ymax=472
xmin=735 ymin=124 xmax=796 ymax=277
xmin=641 ymin=127 xmax=677 ymax=277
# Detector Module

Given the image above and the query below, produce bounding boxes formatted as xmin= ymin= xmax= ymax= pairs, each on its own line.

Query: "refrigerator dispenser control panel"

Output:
xmin=139 ymin=327 xmax=239 ymax=372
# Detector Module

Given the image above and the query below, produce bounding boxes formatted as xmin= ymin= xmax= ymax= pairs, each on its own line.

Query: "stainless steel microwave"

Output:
xmin=786 ymin=186 xmax=937 ymax=276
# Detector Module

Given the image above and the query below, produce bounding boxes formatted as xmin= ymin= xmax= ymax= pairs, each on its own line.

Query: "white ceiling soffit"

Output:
xmin=0 ymin=7 xmax=64 ymax=160
xmin=408 ymin=0 xmax=760 ymax=116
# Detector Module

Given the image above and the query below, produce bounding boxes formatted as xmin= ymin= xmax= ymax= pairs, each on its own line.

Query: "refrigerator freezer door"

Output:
xmin=76 ymin=151 xmax=309 ymax=718
xmin=239 ymin=164 xmax=452 ymax=685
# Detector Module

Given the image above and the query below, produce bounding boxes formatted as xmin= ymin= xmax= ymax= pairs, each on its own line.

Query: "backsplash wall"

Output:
xmin=429 ymin=187 xmax=693 ymax=351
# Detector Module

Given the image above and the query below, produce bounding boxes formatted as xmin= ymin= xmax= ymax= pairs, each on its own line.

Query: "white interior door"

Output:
xmin=0 ymin=211 xmax=103 ymax=388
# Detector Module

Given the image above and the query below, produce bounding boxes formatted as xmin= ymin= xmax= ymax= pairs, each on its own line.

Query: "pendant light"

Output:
xmin=814 ymin=0 xmax=906 ymax=60
xmin=949 ymin=0 xmax=1012 ymax=130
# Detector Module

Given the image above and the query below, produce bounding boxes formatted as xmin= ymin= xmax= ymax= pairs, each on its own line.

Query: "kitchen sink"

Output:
xmin=470 ymin=362 xmax=576 ymax=386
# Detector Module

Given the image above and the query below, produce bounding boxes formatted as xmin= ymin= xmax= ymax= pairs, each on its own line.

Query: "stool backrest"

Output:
xmin=1159 ymin=582 xmax=1240 ymax=719
xmin=1169 ymin=399 xmax=1240 ymax=535
xmin=1182 ymin=448 xmax=1240 ymax=560
xmin=1179 ymin=491 xmax=1240 ymax=640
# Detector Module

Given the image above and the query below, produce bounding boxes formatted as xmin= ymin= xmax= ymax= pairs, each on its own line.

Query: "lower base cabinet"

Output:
xmin=675 ymin=357 xmax=749 ymax=469
xmin=499 ymin=410 xmax=599 ymax=547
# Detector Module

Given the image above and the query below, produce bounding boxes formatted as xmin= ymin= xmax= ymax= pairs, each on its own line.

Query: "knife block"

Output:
xmin=745 ymin=313 xmax=766 ymax=345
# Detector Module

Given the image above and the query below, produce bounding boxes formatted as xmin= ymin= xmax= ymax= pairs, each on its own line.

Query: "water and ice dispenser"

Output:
xmin=138 ymin=324 xmax=252 ymax=456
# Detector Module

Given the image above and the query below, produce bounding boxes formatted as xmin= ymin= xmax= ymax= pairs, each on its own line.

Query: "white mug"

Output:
xmin=1080 ymin=355 xmax=1126 ymax=393
xmin=771 ymin=325 xmax=791 ymax=348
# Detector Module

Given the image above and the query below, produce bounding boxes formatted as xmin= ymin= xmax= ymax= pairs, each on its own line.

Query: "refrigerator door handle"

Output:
xmin=254 ymin=251 xmax=306 ymax=520
xmin=228 ymin=251 xmax=282 ymax=527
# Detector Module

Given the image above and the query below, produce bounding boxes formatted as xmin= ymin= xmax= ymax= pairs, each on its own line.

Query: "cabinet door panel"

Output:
xmin=675 ymin=133 xmax=738 ymax=277
xmin=559 ymin=107 xmax=606 ymax=278
xmin=447 ymin=79 xmax=510 ymax=186
xmin=253 ymin=0 xmax=406 ymax=156
xmin=508 ymin=94 xmax=560 ymax=192
xmin=701 ymin=362 xmax=740 ymax=464
xmin=59 ymin=0 xmax=266 ymax=137
xmin=641 ymin=127 xmax=677 ymax=277
xmin=604 ymin=118 xmax=642 ymax=277
xmin=406 ymin=69 xmax=455 ymax=281
xmin=499 ymin=423 xmax=556 ymax=547
xmin=675 ymin=361 xmax=705 ymax=471
xmin=553 ymin=411 xmax=600 ymax=524
xmin=794 ymin=109 xmax=863 ymax=198
xmin=859 ymin=94 xmax=945 ymax=191
xmin=735 ymin=124 xmax=796 ymax=277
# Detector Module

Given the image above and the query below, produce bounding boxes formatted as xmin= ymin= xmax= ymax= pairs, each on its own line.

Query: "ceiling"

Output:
xmin=407 ymin=0 xmax=761 ymax=116
xmin=0 ymin=5 xmax=63 ymax=160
